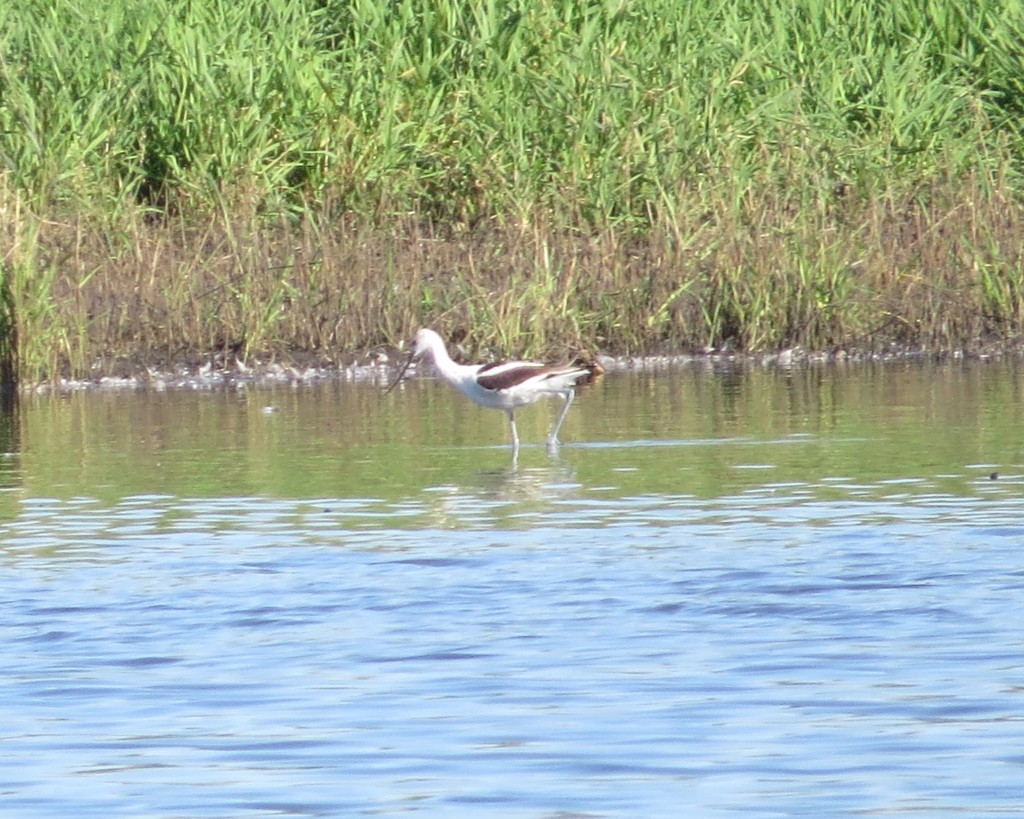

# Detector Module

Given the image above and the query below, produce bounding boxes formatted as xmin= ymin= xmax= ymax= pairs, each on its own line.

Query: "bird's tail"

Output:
xmin=568 ymin=355 xmax=604 ymax=386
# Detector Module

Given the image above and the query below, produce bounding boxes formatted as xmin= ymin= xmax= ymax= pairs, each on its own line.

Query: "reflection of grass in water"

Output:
xmin=2 ymin=0 xmax=1024 ymax=381
xmin=16 ymin=363 xmax=1024 ymax=507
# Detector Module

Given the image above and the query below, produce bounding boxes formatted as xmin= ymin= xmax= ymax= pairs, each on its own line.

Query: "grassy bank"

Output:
xmin=1 ymin=0 xmax=1024 ymax=381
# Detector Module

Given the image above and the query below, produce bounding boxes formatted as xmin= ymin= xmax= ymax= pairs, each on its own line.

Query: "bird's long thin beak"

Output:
xmin=385 ymin=351 xmax=416 ymax=394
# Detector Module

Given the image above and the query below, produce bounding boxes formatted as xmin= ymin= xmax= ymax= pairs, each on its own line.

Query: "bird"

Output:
xmin=386 ymin=328 xmax=599 ymax=453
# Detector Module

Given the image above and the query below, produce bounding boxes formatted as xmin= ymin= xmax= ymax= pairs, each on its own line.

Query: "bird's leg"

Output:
xmin=507 ymin=410 xmax=520 ymax=452
xmin=547 ymin=390 xmax=575 ymax=452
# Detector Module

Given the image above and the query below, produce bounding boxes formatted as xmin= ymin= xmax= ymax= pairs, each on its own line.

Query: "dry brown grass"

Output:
xmin=7 ymin=163 xmax=1022 ymax=383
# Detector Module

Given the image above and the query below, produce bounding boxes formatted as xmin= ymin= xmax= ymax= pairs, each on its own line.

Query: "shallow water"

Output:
xmin=1 ymin=362 xmax=1023 ymax=817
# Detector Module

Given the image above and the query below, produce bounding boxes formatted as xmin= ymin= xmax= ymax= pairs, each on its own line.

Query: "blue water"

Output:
xmin=2 ymin=367 xmax=1024 ymax=817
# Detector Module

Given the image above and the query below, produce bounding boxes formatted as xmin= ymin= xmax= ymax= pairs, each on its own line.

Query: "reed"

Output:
xmin=1 ymin=0 xmax=1023 ymax=381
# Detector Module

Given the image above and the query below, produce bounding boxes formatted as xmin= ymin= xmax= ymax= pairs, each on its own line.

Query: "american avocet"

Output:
xmin=386 ymin=328 xmax=599 ymax=452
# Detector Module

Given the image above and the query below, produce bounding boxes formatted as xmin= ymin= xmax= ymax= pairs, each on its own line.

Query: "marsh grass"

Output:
xmin=14 ymin=160 xmax=1021 ymax=381
xmin=2 ymin=0 xmax=1024 ymax=381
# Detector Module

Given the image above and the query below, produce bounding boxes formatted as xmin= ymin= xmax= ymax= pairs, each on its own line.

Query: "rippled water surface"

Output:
xmin=2 ymin=362 xmax=1024 ymax=817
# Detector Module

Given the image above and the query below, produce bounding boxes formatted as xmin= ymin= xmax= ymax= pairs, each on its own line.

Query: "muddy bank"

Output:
xmin=26 ymin=340 xmax=1024 ymax=395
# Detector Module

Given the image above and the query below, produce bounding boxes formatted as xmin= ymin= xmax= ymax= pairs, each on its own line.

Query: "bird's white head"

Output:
xmin=410 ymin=328 xmax=443 ymax=358
xmin=385 ymin=329 xmax=444 ymax=393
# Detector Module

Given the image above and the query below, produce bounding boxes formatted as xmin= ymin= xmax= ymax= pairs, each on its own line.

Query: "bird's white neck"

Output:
xmin=419 ymin=330 xmax=471 ymax=385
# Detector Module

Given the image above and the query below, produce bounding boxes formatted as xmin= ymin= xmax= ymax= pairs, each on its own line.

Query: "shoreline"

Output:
xmin=25 ymin=341 xmax=1024 ymax=395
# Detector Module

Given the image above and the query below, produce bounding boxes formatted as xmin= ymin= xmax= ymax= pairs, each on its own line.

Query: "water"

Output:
xmin=1 ymin=362 xmax=1023 ymax=817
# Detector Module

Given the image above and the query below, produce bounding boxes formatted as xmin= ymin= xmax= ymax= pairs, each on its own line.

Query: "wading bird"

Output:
xmin=386 ymin=328 xmax=599 ymax=453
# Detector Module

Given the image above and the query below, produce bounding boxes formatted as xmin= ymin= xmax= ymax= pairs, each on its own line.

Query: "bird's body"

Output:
xmin=387 ymin=328 xmax=598 ymax=452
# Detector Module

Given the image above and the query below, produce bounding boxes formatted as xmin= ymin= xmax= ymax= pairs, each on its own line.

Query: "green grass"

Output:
xmin=1 ymin=0 xmax=1024 ymax=381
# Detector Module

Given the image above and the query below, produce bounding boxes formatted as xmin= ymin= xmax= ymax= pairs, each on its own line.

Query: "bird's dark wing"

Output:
xmin=475 ymin=361 xmax=549 ymax=392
